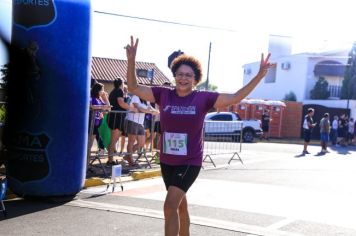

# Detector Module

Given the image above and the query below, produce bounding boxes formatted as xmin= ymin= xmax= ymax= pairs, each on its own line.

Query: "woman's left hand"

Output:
xmin=257 ymin=53 xmax=276 ymax=77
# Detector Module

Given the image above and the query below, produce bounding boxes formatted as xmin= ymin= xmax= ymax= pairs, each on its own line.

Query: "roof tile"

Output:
xmin=91 ymin=57 xmax=171 ymax=86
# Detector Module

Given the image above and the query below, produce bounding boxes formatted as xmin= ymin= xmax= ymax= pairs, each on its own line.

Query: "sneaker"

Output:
xmin=303 ymin=150 xmax=310 ymax=154
xmin=123 ymin=155 xmax=135 ymax=166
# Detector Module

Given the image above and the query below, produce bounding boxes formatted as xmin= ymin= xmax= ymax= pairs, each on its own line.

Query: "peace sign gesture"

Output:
xmin=257 ymin=53 xmax=276 ymax=77
xmin=125 ymin=36 xmax=139 ymax=60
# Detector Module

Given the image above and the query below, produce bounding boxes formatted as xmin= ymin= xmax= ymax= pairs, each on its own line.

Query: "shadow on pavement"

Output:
xmin=1 ymin=197 xmax=71 ymax=220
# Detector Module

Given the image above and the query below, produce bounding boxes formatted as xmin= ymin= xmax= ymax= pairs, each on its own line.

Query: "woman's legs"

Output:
xmin=125 ymin=134 xmax=136 ymax=165
xmin=119 ymin=135 xmax=126 ymax=153
xmin=136 ymin=134 xmax=145 ymax=152
xmin=108 ymin=129 xmax=120 ymax=162
xmin=164 ymin=186 xmax=187 ymax=236
xmin=178 ymin=196 xmax=190 ymax=236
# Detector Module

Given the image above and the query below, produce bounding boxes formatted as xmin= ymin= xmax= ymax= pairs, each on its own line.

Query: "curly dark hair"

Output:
xmin=170 ymin=54 xmax=203 ymax=84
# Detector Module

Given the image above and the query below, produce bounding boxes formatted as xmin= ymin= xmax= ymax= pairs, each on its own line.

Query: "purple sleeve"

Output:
xmin=151 ymin=86 xmax=166 ymax=106
xmin=203 ymin=91 xmax=219 ymax=112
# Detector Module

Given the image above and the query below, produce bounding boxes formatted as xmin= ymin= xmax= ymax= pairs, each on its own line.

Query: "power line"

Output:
xmin=94 ymin=10 xmax=236 ymax=32
xmin=94 ymin=11 xmax=356 ymax=48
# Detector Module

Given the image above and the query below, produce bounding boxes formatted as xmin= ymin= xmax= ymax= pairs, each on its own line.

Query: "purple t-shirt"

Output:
xmin=152 ymin=87 xmax=219 ymax=166
xmin=90 ymin=97 xmax=105 ymax=126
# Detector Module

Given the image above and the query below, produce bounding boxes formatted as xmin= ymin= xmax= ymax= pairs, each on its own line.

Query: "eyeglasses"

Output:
xmin=175 ymin=72 xmax=195 ymax=79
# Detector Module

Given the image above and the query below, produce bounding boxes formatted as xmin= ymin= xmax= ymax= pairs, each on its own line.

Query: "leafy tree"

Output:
xmin=341 ymin=42 xmax=356 ymax=99
xmin=310 ymin=77 xmax=330 ymax=99
xmin=283 ymin=91 xmax=297 ymax=101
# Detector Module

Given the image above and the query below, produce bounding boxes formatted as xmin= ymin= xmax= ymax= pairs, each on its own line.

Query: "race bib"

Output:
xmin=163 ymin=132 xmax=188 ymax=156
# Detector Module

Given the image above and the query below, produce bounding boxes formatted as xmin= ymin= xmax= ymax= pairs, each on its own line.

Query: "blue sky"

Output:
xmin=1 ymin=0 xmax=356 ymax=92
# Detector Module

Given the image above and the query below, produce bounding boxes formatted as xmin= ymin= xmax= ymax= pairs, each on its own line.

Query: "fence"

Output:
xmin=87 ymin=107 xmax=159 ymax=178
xmin=87 ymin=108 xmax=246 ymax=177
xmin=203 ymin=120 xmax=244 ymax=167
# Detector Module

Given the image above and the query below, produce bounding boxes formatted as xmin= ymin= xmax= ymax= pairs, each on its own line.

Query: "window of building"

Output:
xmin=264 ymin=67 xmax=277 ymax=83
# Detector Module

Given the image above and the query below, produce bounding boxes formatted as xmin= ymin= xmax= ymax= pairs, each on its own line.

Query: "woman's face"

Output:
xmin=174 ymin=64 xmax=196 ymax=95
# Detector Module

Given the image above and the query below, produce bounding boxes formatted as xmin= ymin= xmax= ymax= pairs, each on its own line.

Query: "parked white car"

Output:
xmin=204 ymin=112 xmax=263 ymax=142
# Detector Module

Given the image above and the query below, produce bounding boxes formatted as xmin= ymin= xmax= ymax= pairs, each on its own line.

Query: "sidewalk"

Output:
xmin=85 ymin=149 xmax=162 ymax=188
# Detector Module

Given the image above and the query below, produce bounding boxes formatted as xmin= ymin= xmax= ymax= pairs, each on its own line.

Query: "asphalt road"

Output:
xmin=1 ymin=141 xmax=356 ymax=236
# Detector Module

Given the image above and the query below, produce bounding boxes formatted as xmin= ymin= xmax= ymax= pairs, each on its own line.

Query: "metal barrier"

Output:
xmin=87 ymin=108 xmax=158 ymax=178
xmin=203 ymin=120 xmax=244 ymax=167
xmin=87 ymin=108 xmax=246 ymax=178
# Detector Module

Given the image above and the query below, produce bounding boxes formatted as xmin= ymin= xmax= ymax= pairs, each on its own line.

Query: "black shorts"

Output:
xmin=154 ymin=121 xmax=161 ymax=134
xmin=160 ymin=163 xmax=201 ymax=193
xmin=107 ymin=111 xmax=126 ymax=131
xmin=262 ymin=125 xmax=269 ymax=132
xmin=303 ymin=129 xmax=311 ymax=142
xmin=144 ymin=118 xmax=153 ymax=131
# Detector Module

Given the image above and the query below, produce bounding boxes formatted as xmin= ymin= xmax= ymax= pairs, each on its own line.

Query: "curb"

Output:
xmin=84 ymin=177 xmax=108 ymax=188
xmin=131 ymin=169 xmax=161 ymax=180
xmin=84 ymin=167 xmax=162 ymax=188
xmin=3 ymin=168 xmax=162 ymax=199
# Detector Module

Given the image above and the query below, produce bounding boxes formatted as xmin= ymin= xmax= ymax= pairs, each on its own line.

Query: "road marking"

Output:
xmin=66 ymin=199 xmax=302 ymax=236
xmin=111 ymin=183 xmax=165 ymax=197
xmin=81 ymin=166 xmax=356 ymax=231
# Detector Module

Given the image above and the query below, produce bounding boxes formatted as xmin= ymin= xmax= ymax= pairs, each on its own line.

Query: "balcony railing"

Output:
xmin=328 ymin=85 xmax=341 ymax=98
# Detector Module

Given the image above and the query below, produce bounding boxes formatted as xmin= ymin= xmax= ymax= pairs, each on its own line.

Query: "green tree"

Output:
xmin=341 ymin=42 xmax=356 ymax=99
xmin=310 ymin=77 xmax=330 ymax=99
xmin=283 ymin=91 xmax=297 ymax=101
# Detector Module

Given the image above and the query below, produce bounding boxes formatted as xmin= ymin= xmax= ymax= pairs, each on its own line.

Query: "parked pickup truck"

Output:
xmin=204 ymin=112 xmax=263 ymax=142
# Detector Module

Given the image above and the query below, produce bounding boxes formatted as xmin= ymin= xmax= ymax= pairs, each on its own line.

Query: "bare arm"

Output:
xmin=126 ymin=36 xmax=155 ymax=103
xmin=117 ymin=97 xmax=137 ymax=112
xmin=214 ymin=53 xmax=275 ymax=109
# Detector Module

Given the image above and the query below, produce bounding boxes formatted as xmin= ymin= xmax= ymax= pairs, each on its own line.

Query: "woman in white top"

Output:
xmin=124 ymin=95 xmax=159 ymax=165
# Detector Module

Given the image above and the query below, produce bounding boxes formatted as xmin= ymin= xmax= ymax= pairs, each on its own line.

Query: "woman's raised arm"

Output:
xmin=126 ymin=36 xmax=156 ymax=103
xmin=214 ymin=53 xmax=275 ymax=109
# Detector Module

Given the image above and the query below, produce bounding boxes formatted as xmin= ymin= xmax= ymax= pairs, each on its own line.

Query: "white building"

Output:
xmin=243 ymin=35 xmax=356 ymax=119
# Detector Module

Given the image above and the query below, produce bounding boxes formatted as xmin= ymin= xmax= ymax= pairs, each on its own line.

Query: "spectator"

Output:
xmin=338 ymin=114 xmax=348 ymax=147
xmin=124 ymin=95 xmax=159 ymax=166
xmin=348 ymin=118 xmax=355 ymax=145
xmin=144 ymin=112 xmax=153 ymax=150
xmin=118 ymin=85 xmax=130 ymax=155
xmin=152 ymin=104 xmax=161 ymax=150
xmin=88 ymin=83 xmax=110 ymax=154
xmin=89 ymin=79 xmax=105 ymax=152
xmin=107 ymin=78 xmax=136 ymax=165
xmin=330 ymin=115 xmax=338 ymax=146
xmin=260 ymin=109 xmax=272 ymax=140
xmin=319 ymin=113 xmax=330 ymax=153
xmin=302 ymin=108 xmax=316 ymax=154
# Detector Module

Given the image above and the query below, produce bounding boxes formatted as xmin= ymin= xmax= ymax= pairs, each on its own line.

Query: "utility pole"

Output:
xmin=205 ymin=42 xmax=211 ymax=91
